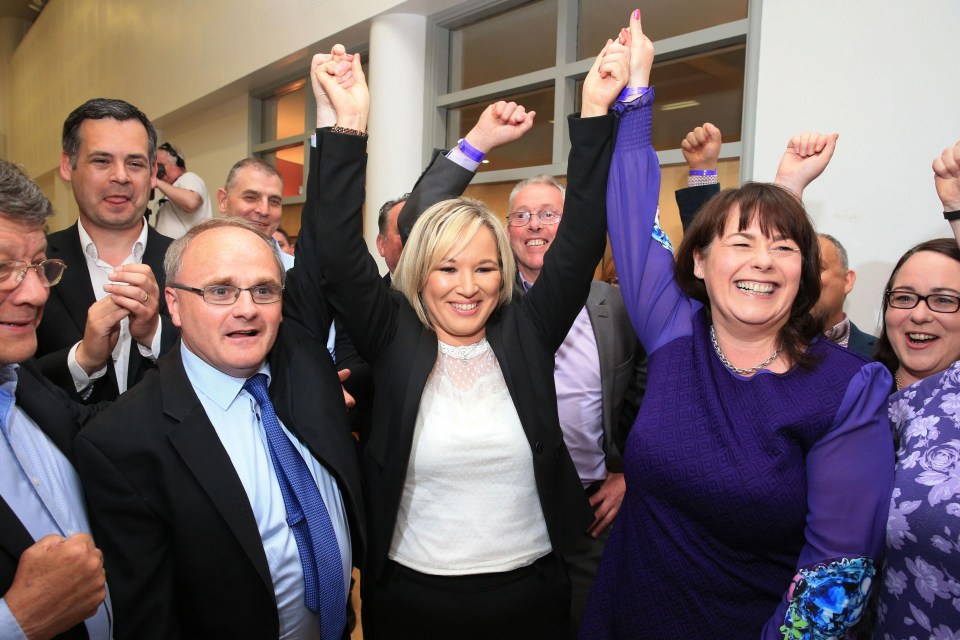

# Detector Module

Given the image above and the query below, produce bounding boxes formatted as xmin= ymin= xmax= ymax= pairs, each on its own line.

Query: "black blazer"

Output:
xmin=398 ymin=148 xmax=646 ymax=473
xmin=848 ymin=321 xmax=878 ymax=360
xmin=310 ymin=115 xmax=613 ymax=585
xmin=38 ymin=222 xmax=177 ymax=403
xmin=74 ymin=213 xmax=366 ymax=638
xmin=0 ymin=360 xmax=101 ymax=640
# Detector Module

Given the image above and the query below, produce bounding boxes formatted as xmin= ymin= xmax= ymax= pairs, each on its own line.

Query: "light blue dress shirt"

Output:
xmin=0 ymin=365 xmax=112 ymax=639
xmin=180 ymin=344 xmax=351 ymax=640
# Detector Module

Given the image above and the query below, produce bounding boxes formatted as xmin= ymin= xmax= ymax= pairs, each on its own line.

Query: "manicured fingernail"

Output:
xmin=632 ymin=9 xmax=640 ymax=20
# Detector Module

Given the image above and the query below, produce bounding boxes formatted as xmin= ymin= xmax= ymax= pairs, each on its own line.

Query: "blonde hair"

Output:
xmin=393 ymin=197 xmax=515 ymax=329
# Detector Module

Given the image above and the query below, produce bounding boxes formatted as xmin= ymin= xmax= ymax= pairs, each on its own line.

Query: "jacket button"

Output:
xmin=535 ymin=441 xmax=543 ymax=453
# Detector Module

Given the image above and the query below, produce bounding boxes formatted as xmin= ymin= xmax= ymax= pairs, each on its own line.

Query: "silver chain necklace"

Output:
xmin=709 ymin=325 xmax=782 ymax=376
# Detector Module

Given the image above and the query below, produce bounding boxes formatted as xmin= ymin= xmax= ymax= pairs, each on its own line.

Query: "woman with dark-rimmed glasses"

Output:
xmin=870 ymin=140 xmax=960 ymax=638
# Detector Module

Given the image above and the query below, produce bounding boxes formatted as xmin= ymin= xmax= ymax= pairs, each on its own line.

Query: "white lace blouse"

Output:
xmin=387 ymin=337 xmax=552 ymax=575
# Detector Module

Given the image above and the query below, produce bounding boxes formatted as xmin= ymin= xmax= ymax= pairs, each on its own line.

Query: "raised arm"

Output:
xmin=606 ymin=11 xmax=693 ymax=354
xmin=773 ymin=132 xmax=839 ymax=200
xmin=397 ymin=101 xmax=535 ymax=243
xmin=300 ymin=48 xmax=399 ymax=362
xmin=518 ymin=38 xmax=625 ymax=351
xmin=933 ymin=139 xmax=960 ymax=246
xmin=676 ymin=123 xmax=722 ymax=229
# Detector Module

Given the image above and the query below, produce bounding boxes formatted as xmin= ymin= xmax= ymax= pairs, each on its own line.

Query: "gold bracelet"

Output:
xmin=331 ymin=125 xmax=366 ymax=136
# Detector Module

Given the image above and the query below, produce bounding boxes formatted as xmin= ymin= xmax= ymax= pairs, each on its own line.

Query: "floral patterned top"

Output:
xmin=875 ymin=360 xmax=960 ymax=639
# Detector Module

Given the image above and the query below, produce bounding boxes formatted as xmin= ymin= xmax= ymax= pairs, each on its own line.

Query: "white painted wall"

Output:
xmin=749 ymin=0 xmax=960 ymax=334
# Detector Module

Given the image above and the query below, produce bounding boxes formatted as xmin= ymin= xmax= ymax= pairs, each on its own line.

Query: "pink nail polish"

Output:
xmin=632 ymin=8 xmax=640 ymax=20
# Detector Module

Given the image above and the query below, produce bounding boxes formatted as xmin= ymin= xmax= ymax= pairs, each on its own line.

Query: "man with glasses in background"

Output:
xmin=0 ymin=160 xmax=111 ymax=640
xmin=153 ymin=141 xmax=212 ymax=239
xmin=39 ymin=98 xmax=175 ymax=404
xmin=504 ymin=175 xmax=645 ymax=634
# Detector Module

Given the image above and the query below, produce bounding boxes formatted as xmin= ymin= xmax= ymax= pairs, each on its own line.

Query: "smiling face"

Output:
xmin=421 ymin=225 xmax=502 ymax=346
xmin=60 ymin=118 xmax=155 ymax=232
xmin=166 ymin=226 xmax=282 ymax=378
xmin=693 ymin=206 xmax=802 ymax=339
xmin=507 ymin=182 xmax=564 ymax=284
xmin=0 ymin=216 xmax=49 ymax=365
xmin=884 ymin=250 xmax=960 ymax=386
xmin=217 ymin=165 xmax=284 ymax=235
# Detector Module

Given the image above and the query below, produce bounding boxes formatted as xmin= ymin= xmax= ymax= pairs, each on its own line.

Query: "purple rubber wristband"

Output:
xmin=457 ymin=138 xmax=485 ymax=163
xmin=689 ymin=170 xmax=718 ymax=176
xmin=616 ymin=86 xmax=650 ymax=102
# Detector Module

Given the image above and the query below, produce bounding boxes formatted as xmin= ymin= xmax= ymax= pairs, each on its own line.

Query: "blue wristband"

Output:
xmin=457 ymin=138 xmax=485 ymax=163
xmin=688 ymin=169 xmax=718 ymax=176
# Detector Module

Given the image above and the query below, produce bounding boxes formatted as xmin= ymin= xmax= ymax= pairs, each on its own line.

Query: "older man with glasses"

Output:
xmin=0 ymin=160 xmax=111 ymax=640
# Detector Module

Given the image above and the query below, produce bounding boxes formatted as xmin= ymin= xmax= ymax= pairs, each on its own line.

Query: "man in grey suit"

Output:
xmin=505 ymin=175 xmax=644 ymax=632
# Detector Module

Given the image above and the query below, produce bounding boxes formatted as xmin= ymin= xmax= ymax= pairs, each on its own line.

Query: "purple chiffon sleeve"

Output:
xmin=763 ymin=360 xmax=894 ymax=639
xmin=607 ymin=91 xmax=699 ymax=356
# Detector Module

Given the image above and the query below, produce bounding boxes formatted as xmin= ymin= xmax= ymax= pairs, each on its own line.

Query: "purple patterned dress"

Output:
xmin=579 ymin=90 xmax=894 ymax=639
xmin=875 ymin=360 xmax=960 ymax=639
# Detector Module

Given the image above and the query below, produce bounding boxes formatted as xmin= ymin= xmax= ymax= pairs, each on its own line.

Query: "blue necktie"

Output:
xmin=243 ymin=374 xmax=345 ymax=640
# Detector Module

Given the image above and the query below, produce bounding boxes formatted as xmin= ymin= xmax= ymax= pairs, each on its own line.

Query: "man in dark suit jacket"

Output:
xmin=37 ymin=98 xmax=175 ymax=404
xmin=0 ymin=160 xmax=109 ymax=639
xmin=75 ymin=213 xmax=365 ymax=639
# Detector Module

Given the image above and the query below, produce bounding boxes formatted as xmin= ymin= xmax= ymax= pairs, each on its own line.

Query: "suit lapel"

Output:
xmin=15 ymin=362 xmax=81 ymax=465
xmin=586 ymin=283 xmax=614 ymax=381
xmin=46 ymin=224 xmax=96 ymax=336
xmin=124 ymin=227 xmax=170 ymax=388
xmin=160 ymin=350 xmax=274 ymax=594
xmin=0 ymin=497 xmax=35 ymax=563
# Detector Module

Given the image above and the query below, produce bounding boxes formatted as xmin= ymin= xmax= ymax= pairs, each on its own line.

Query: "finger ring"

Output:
xmin=142 ymin=292 xmax=149 ymax=303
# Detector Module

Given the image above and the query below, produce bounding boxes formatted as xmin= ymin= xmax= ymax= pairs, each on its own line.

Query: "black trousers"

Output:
xmin=363 ymin=554 xmax=571 ymax=639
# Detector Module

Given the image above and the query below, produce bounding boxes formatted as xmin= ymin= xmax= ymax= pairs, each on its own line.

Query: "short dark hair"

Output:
xmin=224 ymin=158 xmax=282 ymax=192
xmin=0 ymin=160 xmax=53 ymax=225
xmin=273 ymin=227 xmax=292 ymax=244
xmin=378 ymin=193 xmax=410 ymax=237
xmin=674 ymin=182 xmax=823 ymax=369
xmin=875 ymin=237 xmax=960 ymax=374
xmin=62 ymin=98 xmax=158 ymax=168
xmin=158 ymin=142 xmax=186 ymax=170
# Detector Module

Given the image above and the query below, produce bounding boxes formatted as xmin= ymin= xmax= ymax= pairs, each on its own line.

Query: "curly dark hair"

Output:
xmin=875 ymin=238 xmax=960 ymax=374
xmin=674 ymin=182 xmax=823 ymax=369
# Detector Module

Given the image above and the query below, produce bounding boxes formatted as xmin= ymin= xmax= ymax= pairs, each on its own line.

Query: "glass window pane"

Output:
xmin=258 ymin=145 xmax=305 ymax=198
xmin=446 ymin=87 xmax=555 ymax=172
xmin=449 ymin=0 xmax=557 ymax=91
xmin=577 ymin=0 xmax=747 ymax=58
xmin=261 ymin=84 xmax=306 ymax=141
xmin=280 ymin=203 xmax=303 ymax=239
xmin=578 ymin=46 xmax=744 ymax=150
xmin=650 ymin=45 xmax=744 ymax=151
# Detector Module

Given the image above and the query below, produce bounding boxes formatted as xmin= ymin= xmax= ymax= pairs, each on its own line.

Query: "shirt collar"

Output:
xmin=179 ymin=342 xmax=271 ymax=411
xmin=77 ymin=217 xmax=148 ymax=263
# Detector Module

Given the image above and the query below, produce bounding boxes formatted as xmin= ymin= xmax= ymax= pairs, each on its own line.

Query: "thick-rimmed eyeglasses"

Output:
xmin=170 ymin=283 xmax=283 ymax=305
xmin=506 ymin=209 xmax=563 ymax=227
xmin=0 ymin=259 xmax=67 ymax=291
xmin=885 ymin=289 xmax=960 ymax=314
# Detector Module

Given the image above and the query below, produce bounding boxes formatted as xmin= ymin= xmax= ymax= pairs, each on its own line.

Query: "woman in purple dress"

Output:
xmin=872 ymin=142 xmax=960 ymax=639
xmin=580 ymin=13 xmax=893 ymax=639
